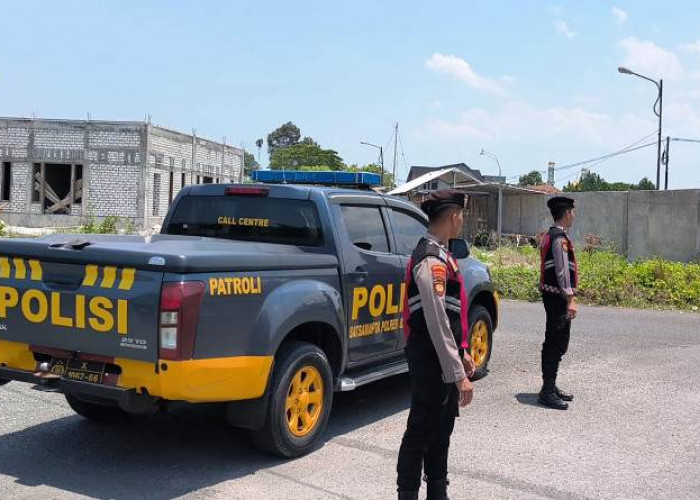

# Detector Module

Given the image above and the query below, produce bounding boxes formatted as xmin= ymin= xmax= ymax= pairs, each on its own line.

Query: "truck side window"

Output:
xmin=391 ymin=209 xmax=428 ymax=256
xmin=340 ymin=205 xmax=389 ymax=253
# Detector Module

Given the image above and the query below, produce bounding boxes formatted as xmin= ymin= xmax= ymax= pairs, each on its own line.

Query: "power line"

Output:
xmin=553 ymin=131 xmax=658 ymax=172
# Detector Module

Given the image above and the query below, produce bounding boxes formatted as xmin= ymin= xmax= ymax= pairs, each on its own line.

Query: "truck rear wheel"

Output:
xmin=249 ymin=341 xmax=333 ymax=458
xmin=469 ymin=304 xmax=493 ymax=380
xmin=65 ymin=393 xmax=129 ymax=423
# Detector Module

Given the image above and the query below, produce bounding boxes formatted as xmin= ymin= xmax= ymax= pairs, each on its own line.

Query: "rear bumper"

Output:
xmin=0 ymin=340 xmax=274 ymax=404
xmin=0 ymin=365 xmax=157 ymax=412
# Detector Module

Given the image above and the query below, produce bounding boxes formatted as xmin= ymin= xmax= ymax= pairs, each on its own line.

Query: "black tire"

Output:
xmin=249 ymin=341 xmax=333 ymax=458
xmin=468 ymin=304 xmax=493 ymax=381
xmin=0 ymin=379 xmax=10 ymax=386
xmin=65 ymin=393 xmax=130 ymax=423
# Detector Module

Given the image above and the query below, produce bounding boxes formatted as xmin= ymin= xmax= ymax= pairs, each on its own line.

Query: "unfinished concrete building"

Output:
xmin=0 ymin=118 xmax=244 ymax=229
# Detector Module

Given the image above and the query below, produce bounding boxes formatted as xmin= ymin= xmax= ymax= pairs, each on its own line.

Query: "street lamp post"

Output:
xmin=618 ymin=66 xmax=664 ymax=190
xmin=480 ymin=149 xmax=503 ymax=248
xmin=360 ymin=141 xmax=385 ymax=186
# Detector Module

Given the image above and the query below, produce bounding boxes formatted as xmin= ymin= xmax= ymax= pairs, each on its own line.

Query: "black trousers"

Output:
xmin=542 ymin=292 xmax=572 ymax=382
xmin=397 ymin=347 xmax=459 ymax=492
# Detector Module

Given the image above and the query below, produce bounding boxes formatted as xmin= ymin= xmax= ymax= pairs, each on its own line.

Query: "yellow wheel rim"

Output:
xmin=285 ymin=365 xmax=324 ymax=437
xmin=470 ymin=320 xmax=490 ymax=368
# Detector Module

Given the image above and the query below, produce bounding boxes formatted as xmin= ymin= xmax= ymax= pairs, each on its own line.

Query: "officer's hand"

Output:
xmin=462 ymin=354 xmax=476 ymax=378
xmin=567 ymin=297 xmax=578 ymax=320
xmin=456 ymin=377 xmax=473 ymax=407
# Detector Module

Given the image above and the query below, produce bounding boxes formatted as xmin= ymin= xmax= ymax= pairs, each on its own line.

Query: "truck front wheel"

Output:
xmin=249 ymin=341 xmax=333 ymax=458
xmin=469 ymin=304 xmax=493 ymax=380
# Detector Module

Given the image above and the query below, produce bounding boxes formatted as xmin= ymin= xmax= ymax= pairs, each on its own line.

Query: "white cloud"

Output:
xmin=547 ymin=5 xmax=564 ymax=16
xmin=612 ymin=7 xmax=628 ymax=25
xmin=424 ymin=102 xmax=611 ymax=143
xmin=687 ymin=89 xmax=700 ymax=100
xmin=680 ymin=40 xmax=700 ymax=55
xmin=425 ymin=53 xmax=506 ymax=96
xmin=554 ymin=20 xmax=577 ymax=39
xmin=431 ymin=100 xmax=443 ymax=108
xmin=619 ymin=37 xmax=683 ymax=80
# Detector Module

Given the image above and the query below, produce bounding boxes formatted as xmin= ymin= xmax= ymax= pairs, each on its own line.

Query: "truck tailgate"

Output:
xmin=0 ymin=255 xmax=162 ymax=362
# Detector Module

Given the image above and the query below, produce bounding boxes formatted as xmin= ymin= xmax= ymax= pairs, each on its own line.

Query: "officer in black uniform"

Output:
xmin=396 ymin=189 xmax=475 ymax=500
xmin=538 ymin=196 xmax=578 ymax=410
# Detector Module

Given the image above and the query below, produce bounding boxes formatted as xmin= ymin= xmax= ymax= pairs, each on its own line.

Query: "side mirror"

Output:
xmin=448 ymin=238 xmax=470 ymax=259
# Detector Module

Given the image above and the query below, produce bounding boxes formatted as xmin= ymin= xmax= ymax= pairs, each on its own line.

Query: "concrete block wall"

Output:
xmin=146 ymin=126 xmax=243 ymax=222
xmin=1 ymin=119 xmax=243 ymax=229
xmin=0 ymin=119 xmax=145 ymax=226
xmin=500 ymin=189 xmax=700 ymax=262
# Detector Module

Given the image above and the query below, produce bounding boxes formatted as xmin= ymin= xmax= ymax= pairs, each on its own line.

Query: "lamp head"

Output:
xmin=618 ymin=66 xmax=633 ymax=75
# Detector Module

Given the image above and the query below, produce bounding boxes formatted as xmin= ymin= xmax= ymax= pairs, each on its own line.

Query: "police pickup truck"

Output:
xmin=0 ymin=171 xmax=498 ymax=457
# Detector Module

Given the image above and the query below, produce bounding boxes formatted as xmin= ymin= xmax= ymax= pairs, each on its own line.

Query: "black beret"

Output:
xmin=421 ymin=189 xmax=466 ymax=217
xmin=547 ymin=196 xmax=575 ymax=211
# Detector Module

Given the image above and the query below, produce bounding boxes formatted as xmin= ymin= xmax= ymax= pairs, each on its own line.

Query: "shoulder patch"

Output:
xmin=431 ymin=264 xmax=447 ymax=296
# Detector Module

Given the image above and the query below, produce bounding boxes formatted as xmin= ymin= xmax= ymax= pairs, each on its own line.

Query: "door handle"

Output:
xmin=348 ymin=267 xmax=368 ymax=283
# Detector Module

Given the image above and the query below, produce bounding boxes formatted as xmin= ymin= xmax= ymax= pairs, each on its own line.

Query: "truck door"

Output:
xmin=333 ymin=200 xmax=405 ymax=363
xmin=385 ymin=204 xmax=431 ymax=351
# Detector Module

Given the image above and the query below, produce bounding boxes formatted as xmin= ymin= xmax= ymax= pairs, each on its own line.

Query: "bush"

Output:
xmin=478 ymin=246 xmax=700 ymax=311
xmin=0 ymin=219 xmax=6 ymax=237
xmin=79 ymin=215 xmax=134 ymax=235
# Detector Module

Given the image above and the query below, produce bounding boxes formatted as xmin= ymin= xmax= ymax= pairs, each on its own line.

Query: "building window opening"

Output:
xmin=153 ymin=173 xmax=162 ymax=216
xmin=202 ymin=176 xmax=213 ymax=184
xmin=32 ymin=163 xmax=83 ymax=214
xmin=168 ymin=171 xmax=174 ymax=205
xmin=1 ymin=162 xmax=10 ymax=201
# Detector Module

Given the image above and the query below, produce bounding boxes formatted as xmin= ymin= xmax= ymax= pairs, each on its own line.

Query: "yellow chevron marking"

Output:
xmin=101 ymin=266 xmax=117 ymax=289
xmin=82 ymin=265 xmax=98 ymax=287
xmin=12 ymin=258 xmax=26 ymax=280
xmin=118 ymin=268 xmax=136 ymax=291
xmin=0 ymin=257 xmax=9 ymax=279
xmin=28 ymin=260 xmax=43 ymax=281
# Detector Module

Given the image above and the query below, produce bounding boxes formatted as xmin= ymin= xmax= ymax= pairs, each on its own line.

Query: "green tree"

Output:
xmin=634 ymin=177 xmax=655 ymax=190
xmin=244 ymin=152 xmax=259 ymax=177
xmin=347 ymin=163 xmax=394 ymax=188
xmin=300 ymin=136 xmax=319 ymax=146
xmin=518 ymin=170 xmax=544 ymax=186
xmin=564 ymin=171 xmax=609 ymax=192
xmin=269 ymin=143 xmax=344 ymax=170
xmin=267 ymin=122 xmax=300 ymax=156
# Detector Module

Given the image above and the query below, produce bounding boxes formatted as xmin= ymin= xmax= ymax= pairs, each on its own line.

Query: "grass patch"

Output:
xmin=473 ymin=246 xmax=700 ymax=311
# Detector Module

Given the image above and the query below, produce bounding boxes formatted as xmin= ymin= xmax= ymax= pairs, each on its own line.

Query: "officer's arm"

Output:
xmin=552 ymin=237 xmax=574 ymax=297
xmin=413 ymin=257 xmax=467 ymax=383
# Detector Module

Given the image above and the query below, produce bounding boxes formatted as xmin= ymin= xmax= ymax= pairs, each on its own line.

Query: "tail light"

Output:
xmin=225 ymin=187 xmax=269 ymax=197
xmin=159 ymin=281 xmax=205 ymax=361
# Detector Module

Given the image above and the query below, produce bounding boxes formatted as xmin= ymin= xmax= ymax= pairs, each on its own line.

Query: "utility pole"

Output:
xmin=392 ymin=123 xmax=399 ymax=188
xmin=618 ymin=67 xmax=663 ymax=190
xmin=663 ymin=136 xmax=670 ymax=190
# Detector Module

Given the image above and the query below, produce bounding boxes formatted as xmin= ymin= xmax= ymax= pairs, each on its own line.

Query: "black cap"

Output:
xmin=420 ymin=189 xmax=466 ymax=218
xmin=547 ymin=196 xmax=575 ymax=211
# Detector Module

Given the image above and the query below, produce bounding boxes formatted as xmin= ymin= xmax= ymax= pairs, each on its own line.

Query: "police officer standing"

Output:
xmin=538 ymin=196 xmax=578 ymax=410
xmin=397 ymin=189 xmax=475 ymax=500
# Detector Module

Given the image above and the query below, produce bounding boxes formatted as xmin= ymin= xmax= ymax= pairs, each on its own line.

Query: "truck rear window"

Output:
xmin=165 ymin=196 xmax=324 ymax=246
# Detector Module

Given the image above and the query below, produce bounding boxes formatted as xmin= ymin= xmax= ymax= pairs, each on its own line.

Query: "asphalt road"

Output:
xmin=0 ymin=301 xmax=698 ymax=499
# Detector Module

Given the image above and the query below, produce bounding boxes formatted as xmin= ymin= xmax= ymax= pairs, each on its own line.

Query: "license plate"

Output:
xmin=50 ymin=358 xmax=105 ymax=384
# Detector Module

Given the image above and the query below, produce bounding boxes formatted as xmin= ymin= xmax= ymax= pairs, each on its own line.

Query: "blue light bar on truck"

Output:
xmin=251 ymin=170 xmax=381 ymax=187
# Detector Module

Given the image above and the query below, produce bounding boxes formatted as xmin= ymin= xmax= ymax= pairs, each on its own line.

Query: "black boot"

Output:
xmin=425 ymin=477 xmax=449 ymax=500
xmin=397 ymin=490 xmax=419 ymax=500
xmin=538 ymin=380 xmax=568 ymax=410
xmin=555 ymin=386 xmax=573 ymax=402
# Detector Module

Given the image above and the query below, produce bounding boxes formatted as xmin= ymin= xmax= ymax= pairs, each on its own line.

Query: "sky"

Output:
xmin=1 ymin=0 xmax=700 ymax=188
